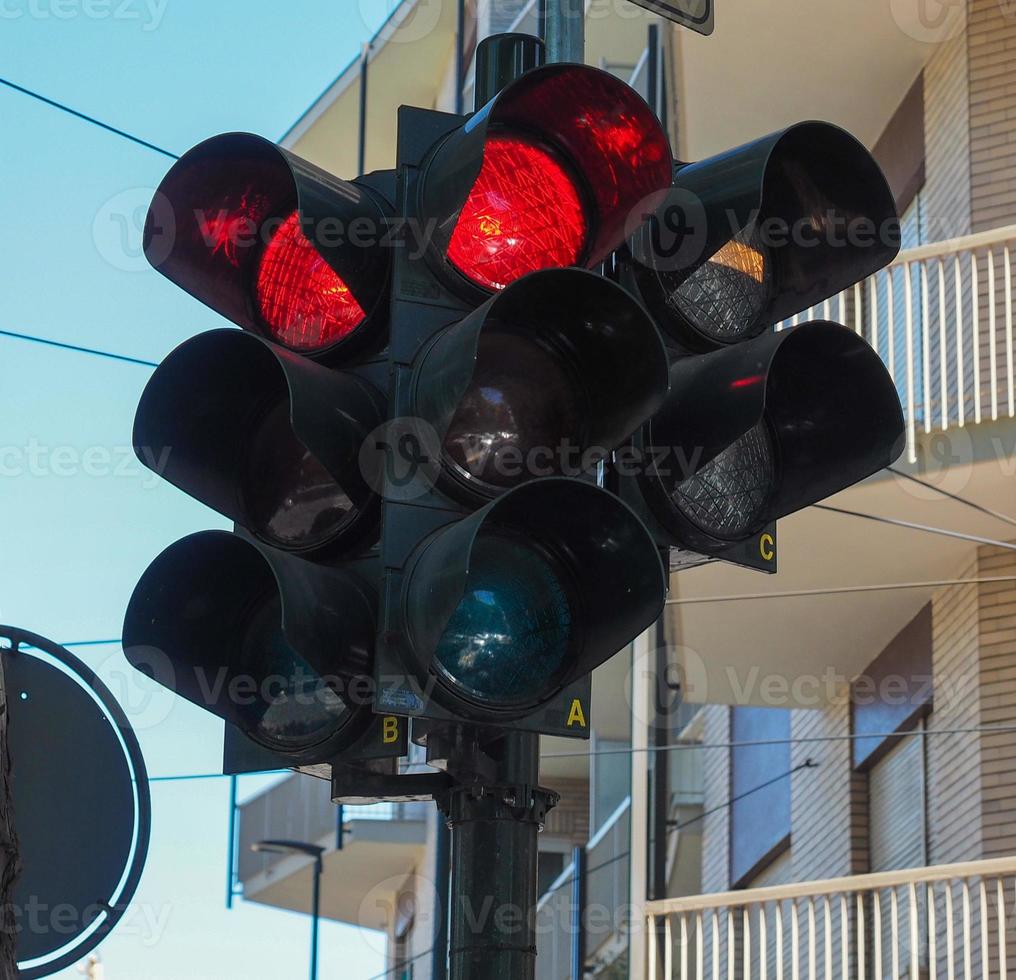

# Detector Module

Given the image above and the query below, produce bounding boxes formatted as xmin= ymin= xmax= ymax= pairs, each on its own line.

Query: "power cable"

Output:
xmin=543 ymin=721 xmax=1016 ymax=760
xmin=541 ymin=762 xmax=819 ymax=899
xmin=0 ymin=75 xmax=178 ymax=159
xmin=668 ymin=760 xmax=817 ymax=832
xmin=886 ymin=465 xmax=1016 ymax=530
xmin=365 ymin=945 xmax=434 ymax=980
xmin=0 ymin=329 xmax=158 ymax=369
xmin=814 ymin=503 xmax=1016 ymax=552
xmin=665 ymin=575 xmax=1016 ymax=606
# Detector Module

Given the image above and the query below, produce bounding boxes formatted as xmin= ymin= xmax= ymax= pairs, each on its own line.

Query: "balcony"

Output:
xmin=238 ymin=774 xmax=429 ymax=930
xmin=780 ymin=223 xmax=1016 ymax=464
xmin=644 ymin=856 xmax=1016 ymax=979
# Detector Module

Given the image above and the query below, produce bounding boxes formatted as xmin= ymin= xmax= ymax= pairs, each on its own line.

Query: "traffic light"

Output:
xmin=124 ymin=57 xmax=677 ymax=761
xmin=123 ymin=530 xmax=380 ymax=768
xmin=372 ymin=62 xmax=675 ymax=735
xmin=144 ymin=132 xmax=393 ymax=360
xmin=123 ymin=135 xmax=405 ymax=773
xmin=411 ymin=61 xmax=673 ymax=297
xmin=614 ymin=121 xmax=907 ymax=568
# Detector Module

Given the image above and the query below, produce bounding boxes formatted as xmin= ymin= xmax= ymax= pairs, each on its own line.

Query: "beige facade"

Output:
xmin=695 ymin=543 xmax=1016 ymax=891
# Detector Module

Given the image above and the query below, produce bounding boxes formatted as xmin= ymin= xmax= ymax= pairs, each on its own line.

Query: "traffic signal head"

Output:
xmin=375 ymin=83 xmax=674 ymax=737
xmin=123 ymin=531 xmax=376 ymax=765
xmin=411 ymin=268 xmax=669 ymax=502
xmin=144 ymin=133 xmax=392 ymax=360
xmin=133 ymin=329 xmax=386 ymax=557
xmin=626 ymin=122 xmax=899 ymax=352
xmin=385 ymin=479 xmax=665 ymax=724
xmin=633 ymin=322 xmax=906 ymax=553
xmin=416 ymin=63 xmax=673 ymax=296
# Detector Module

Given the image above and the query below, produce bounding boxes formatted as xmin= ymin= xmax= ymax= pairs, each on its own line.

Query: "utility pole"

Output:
xmin=544 ymin=0 xmax=584 ymax=64
xmin=439 ymin=731 xmax=554 ymax=980
xmin=251 ymin=841 xmax=324 ymax=980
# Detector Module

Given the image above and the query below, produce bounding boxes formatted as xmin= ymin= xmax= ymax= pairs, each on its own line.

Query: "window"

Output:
xmin=729 ymin=707 xmax=791 ymax=886
xmin=851 ymin=603 xmax=933 ymax=770
xmin=852 ymin=604 xmax=933 ymax=973
xmin=537 ymin=850 xmax=567 ymax=898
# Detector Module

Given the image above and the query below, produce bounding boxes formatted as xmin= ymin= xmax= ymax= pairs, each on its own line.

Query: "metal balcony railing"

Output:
xmin=644 ymin=855 xmax=1016 ymax=980
xmin=779 ymin=223 xmax=1016 ymax=463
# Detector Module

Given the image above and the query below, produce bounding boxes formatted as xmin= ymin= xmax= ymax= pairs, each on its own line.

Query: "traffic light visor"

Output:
xmin=629 ymin=122 xmax=900 ymax=350
xmin=133 ymin=329 xmax=386 ymax=556
xmin=412 ymin=268 xmax=669 ymax=500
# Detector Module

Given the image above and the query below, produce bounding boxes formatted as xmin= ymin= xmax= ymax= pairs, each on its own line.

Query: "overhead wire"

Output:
xmin=542 ymin=721 xmax=1016 ymax=760
xmin=0 ymin=74 xmax=179 ymax=159
xmin=665 ymin=575 xmax=1016 ymax=605
xmin=814 ymin=503 xmax=1016 ymax=551
xmin=886 ymin=465 xmax=1016 ymax=530
xmin=0 ymin=329 xmax=159 ymax=369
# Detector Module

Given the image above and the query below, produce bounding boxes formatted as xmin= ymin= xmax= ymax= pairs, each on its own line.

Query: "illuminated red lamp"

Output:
xmin=446 ymin=134 xmax=588 ymax=292
xmin=255 ymin=211 xmax=366 ymax=352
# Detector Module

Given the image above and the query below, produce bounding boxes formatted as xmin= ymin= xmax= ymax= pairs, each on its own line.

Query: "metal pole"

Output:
xmin=646 ymin=23 xmax=660 ymax=119
xmin=432 ymin=816 xmax=451 ymax=980
xmin=544 ymin=0 xmax=584 ymax=64
xmin=225 ymin=774 xmax=237 ymax=910
xmin=651 ymin=616 xmax=673 ymax=974
xmin=357 ymin=42 xmax=370 ymax=176
xmin=651 ymin=616 xmax=670 ymax=903
xmin=442 ymin=731 xmax=557 ymax=980
xmin=474 ymin=33 xmax=545 ymax=109
xmin=455 ymin=0 xmax=466 ymax=115
xmin=569 ymin=844 xmax=587 ymax=980
xmin=310 ymin=854 xmax=322 ymax=980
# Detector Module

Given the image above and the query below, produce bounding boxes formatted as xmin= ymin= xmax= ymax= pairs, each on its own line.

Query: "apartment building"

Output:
xmin=236 ymin=1 xmax=1016 ymax=977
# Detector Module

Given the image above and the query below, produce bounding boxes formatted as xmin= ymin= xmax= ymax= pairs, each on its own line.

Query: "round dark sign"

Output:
xmin=1 ymin=627 xmax=151 ymax=977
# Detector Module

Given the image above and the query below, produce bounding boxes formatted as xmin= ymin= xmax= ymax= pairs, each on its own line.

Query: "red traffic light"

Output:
xmin=418 ymin=64 xmax=673 ymax=296
xmin=144 ymin=133 xmax=392 ymax=361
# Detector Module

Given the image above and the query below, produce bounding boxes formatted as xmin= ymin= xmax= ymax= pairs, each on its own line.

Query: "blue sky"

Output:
xmin=0 ymin=1 xmax=400 ymax=976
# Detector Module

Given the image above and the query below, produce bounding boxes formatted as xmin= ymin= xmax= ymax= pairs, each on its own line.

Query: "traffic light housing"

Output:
xmin=123 ymin=531 xmax=380 ymax=768
xmin=131 ymin=329 xmax=386 ymax=558
xmin=622 ymin=323 xmax=906 ymax=560
xmin=373 ymin=64 xmax=675 ymax=736
xmin=124 ymin=57 xmax=908 ymax=769
xmin=124 ymin=59 xmax=676 ymax=763
xmin=615 ymin=121 xmax=906 ymax=569
xmin=125 ymin=136 xmax=406 ymax=775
